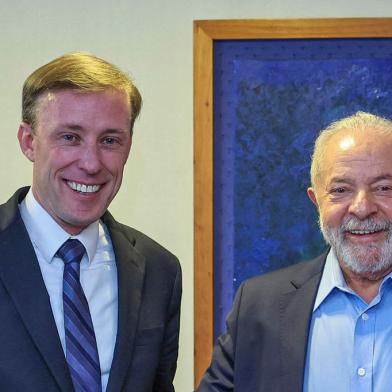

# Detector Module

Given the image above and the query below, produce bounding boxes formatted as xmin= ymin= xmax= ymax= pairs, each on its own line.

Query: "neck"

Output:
xmin=340 ymin=263 xmax=392 ymax=303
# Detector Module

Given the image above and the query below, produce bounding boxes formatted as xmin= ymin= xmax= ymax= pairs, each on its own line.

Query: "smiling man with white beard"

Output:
xmin=308 ymin=113 xmax=392 ymax=301
xmin=196 ymin=111 xmax=392 ymax=392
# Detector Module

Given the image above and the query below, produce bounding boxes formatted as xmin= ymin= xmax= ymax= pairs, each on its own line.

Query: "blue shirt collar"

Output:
xmin=314 ymin=249 xmax=392 ymax=311
xmin=313 ymin=250 xmax=347 ymax=311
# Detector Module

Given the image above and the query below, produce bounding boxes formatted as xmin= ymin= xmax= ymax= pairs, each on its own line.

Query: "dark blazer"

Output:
xmin=0 ymin=187 xmax=181 ymax=392
xmin=196 ymin=254 xmax=327 ymax=392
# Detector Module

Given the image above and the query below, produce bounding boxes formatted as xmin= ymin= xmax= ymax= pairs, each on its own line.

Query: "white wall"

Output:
xmin=1 ymin=1 xmax=392 ymax=390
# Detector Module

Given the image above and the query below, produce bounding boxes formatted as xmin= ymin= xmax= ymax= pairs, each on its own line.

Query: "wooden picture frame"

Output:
xmin=193 ymin=18 xmax=392 ymax=386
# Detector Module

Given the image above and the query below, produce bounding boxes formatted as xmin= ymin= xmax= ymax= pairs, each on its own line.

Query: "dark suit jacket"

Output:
xmin=196 ymin=254 xmax=327 ymax=392
xmin=0 ymin=187 xmax=182 ymax=392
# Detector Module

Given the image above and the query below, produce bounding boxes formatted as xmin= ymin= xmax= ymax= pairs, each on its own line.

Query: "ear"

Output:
xmin=307 ymin=187 xmax=319 ymax=208
xmin=17 ymin=122 xmax=36 ymax=162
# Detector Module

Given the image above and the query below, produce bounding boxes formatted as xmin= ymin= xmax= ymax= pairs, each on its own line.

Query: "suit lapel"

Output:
xmin=278 ymin=256 xmax=326 ymax=391
xmin=105 ymin=218 xmax=146 ymax=392
xmin=0 ymin=189 xmax=73 ymax=391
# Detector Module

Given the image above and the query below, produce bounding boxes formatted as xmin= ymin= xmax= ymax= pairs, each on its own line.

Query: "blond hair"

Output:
xmin=310 ymin=111 xmax=392 ymax=187
xmin=22 ymin=52 xmax=142 ymax=132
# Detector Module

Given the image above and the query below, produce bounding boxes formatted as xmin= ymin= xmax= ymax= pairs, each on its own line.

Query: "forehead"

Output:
xmin=321 ymin=130 xmax=392 ymax=182
xmin=35 ymin=88 xmax=130 ymax=118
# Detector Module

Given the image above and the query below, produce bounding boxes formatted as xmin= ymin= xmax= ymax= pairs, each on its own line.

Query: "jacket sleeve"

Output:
xmin=195 ymin=282 xmax=246 ymax=392
xmin=153 ymin=260 xmax=182 ymax=392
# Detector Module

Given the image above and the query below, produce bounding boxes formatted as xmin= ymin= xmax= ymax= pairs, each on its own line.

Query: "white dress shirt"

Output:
xmin=19 ymin=190 xmax=118 ymax=391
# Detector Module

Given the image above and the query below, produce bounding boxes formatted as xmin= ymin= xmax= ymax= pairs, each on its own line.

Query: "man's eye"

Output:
xmin=103 ymin=137 xmax=117 ymax=145
xmin=377 ymin=185 xmax=392 ymax=192
xmin=63 ymin=134 xmax=76 ymax=142
xmin=331 ymin=187 xmax=346 ymax=194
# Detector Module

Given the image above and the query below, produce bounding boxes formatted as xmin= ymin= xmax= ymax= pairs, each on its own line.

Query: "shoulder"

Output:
xmin=102 ymin=211 xmax=181 ymax=273
xmin=224 ymin=254 xmax=327 ymax=324
xmin=0 ymin=187 xmax=29 ymax=232
xmin=123 ymin=223 xmax=179 ymax=265
xmin=239 ymin=253 xmax=327 ymax=297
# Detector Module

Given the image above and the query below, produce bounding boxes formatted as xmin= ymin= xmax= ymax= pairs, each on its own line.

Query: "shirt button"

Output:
xmin=361 ymin=313 xmax=369 ymax=321
xmin=358 ymin=367 xmax=366 ymax=376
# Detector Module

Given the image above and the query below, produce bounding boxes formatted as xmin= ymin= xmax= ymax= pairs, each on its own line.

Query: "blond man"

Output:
xmin=0 ymin=52 xmax=181 ymax=392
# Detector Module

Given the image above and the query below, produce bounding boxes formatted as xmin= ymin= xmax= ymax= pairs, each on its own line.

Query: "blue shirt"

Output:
xmin=19 ymin=190 xmax=118 ymax=392
xmin=304 ymin=250 xmax=392 ymax=392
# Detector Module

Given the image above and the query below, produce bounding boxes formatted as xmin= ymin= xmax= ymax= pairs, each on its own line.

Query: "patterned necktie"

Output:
xmin=57 ymin=239 xmax=102 ymax=392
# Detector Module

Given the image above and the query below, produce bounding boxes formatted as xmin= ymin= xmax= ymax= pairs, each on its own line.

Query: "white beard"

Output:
xmin=320 ymin=216 xmax=392 ymax=275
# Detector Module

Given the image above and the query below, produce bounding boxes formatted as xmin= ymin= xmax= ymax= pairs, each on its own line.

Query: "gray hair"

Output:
xmin=310 ymin=111 xmax=392 ymax=187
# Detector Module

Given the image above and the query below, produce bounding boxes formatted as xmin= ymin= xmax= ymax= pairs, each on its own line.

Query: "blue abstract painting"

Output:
xmin=214 ymin=39 xmax=392 ymax=337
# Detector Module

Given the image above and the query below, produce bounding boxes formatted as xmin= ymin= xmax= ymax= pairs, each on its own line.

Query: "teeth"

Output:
xmin=67 ymin=181 xmax=101 ymax=193
xmin=349 ymin=229 xmax=379 ymax=235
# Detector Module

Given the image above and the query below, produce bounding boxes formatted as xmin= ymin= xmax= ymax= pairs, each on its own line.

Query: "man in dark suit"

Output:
xmin=196 ymin=112 xmax=392 ymax=391
xmin=0 ymin=52 xmax=181 ymax=391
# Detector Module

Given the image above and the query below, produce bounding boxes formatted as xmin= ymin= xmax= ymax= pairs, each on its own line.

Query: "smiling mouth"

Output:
xmin=346 ymin=229 xmax=385 ymax=236
xmin=349 ymin=230 xmax=381 ymax=234
xmin=67 ymin=181 xmax=101 ymax=194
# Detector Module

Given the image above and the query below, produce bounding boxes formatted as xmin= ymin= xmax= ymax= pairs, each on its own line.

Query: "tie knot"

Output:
xmin=57 ymin=239 xmax=86 ymax=265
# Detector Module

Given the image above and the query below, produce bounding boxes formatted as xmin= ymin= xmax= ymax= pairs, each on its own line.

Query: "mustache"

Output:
xmin=339 ymin=217 xmax=391 ymax=233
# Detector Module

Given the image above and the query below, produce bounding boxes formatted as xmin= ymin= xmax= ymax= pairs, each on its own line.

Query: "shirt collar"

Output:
xmin=313 ymin=249 xmax=349 ymax=311
xmin=19 ymin=189 xmax=99 ymax=264
xmin=314 ymin=248 xmax=392 ymax=311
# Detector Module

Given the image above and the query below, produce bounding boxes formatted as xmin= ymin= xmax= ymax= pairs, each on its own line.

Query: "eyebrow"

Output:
xmin=51 ymin=124 xmax=79 ymax=131
xmin=329 ymin=174 xmax=392 ymax=185
xmin=328 ymin=177 xmax=354 ymax=185
xmin=56 ymin=124 xmax=128 ymax=133
xmin=372 ymin=174 xmax=392 ymax=182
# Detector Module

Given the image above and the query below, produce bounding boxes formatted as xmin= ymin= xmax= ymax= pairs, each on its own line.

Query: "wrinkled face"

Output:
xmin=18 ymin=88 xmax=132 ymax=235
xmin=308 ymin=131 xmax=392 ymax=276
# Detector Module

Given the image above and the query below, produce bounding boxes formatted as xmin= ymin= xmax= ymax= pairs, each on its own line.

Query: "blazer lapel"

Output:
xmin=0 ymin=190 xmax=73 ymax=391
xmin=278 ymin=256 xmax=326 ymax=392
xmin=105 ymin=219 xmax=146 ymax=392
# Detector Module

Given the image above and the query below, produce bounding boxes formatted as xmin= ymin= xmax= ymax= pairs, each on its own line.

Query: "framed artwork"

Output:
xmin=194 ymin=18 xmax=392 ymax=385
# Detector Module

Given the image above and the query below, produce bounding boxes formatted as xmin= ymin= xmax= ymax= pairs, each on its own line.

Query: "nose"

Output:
xmin=348 ymin=190 xmax=378 ymax=219
xmin=78 ymin=144 xmax=102 ymax=174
